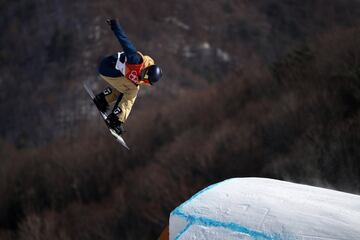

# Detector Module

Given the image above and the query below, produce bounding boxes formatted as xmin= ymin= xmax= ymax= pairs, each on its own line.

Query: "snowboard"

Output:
xmin=83 ymin=82 xmax=130 ymax=150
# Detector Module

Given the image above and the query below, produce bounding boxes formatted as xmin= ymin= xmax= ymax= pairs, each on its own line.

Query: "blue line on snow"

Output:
xmin=171 ymin=179 xmax=280 ymax=239
xmin=172 ymin=209 xmax=276 ymax=240
xmin=174 ymin=222 xmax=192 ymax=240
xmin=172 ymin=179 xmax=229 ymax=213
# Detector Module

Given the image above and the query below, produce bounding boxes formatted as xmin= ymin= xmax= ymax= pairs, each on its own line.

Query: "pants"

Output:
xmin=99 ymin=74 xmax=139 ymax=123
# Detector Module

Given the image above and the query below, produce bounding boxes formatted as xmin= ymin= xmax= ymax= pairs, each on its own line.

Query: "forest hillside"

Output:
xmin=1 ymin=1 xmax=360 ymax=239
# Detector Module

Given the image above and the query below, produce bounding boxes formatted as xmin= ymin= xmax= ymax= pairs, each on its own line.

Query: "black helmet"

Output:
xmin=143 ymin=65 xmax=162 ymax=84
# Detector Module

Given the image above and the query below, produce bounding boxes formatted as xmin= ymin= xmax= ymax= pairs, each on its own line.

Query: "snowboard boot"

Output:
xmin=93 ymin=93 xmax=109 ymax=113
xmin=106 ymin=113 xmax=125 ymax=135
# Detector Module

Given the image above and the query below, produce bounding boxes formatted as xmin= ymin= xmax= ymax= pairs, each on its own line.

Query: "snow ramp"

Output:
xmin=169 ymin=178 xmax=360 ymax=240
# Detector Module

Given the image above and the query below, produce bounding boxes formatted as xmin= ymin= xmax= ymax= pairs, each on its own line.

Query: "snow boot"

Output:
xmin=106 ymin=113 xmax=125 ymax=135
xmin=93 ymin=93 xmax=109 ymax=113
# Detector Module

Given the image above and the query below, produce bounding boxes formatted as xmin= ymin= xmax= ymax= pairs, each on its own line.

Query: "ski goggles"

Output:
xmin=140 ymin=67 xmax=152 ymax=85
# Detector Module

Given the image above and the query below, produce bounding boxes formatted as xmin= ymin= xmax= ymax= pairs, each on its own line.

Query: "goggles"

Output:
xmin=140 ymin=68 xmax=152 ymax=85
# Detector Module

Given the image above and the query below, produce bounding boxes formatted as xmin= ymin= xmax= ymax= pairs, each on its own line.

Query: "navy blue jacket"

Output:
xmin=98 ymin=21 xmax=142 ymax=78
xmin=110 ymin=21 xmax=141 ymax=64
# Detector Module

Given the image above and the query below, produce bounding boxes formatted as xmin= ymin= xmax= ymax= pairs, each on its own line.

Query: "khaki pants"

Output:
xmin=99 ymin=74 xmax=139 ymax=123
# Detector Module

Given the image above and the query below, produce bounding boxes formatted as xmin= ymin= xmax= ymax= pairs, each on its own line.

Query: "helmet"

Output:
xmin=142 ymin=65 xmax=162 ymax=84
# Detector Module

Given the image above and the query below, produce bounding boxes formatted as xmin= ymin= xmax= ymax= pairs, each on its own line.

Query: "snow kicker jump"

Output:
xmin=170 ymin=178 xmax=360 ymax=239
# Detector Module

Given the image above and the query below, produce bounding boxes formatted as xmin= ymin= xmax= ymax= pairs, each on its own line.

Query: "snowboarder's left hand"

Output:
xmin=106 ymin=18 xmax=121 ymax=31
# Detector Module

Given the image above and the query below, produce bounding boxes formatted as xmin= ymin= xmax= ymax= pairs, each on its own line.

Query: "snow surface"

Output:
xmin=170 ymin=178 xmax=360 ymax=240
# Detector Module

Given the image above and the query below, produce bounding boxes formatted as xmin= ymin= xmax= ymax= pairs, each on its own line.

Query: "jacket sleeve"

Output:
xmin=110 ymin=20 xmax=141 ymax=64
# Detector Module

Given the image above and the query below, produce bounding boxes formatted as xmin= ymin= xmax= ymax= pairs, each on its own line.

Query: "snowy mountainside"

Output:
xmin=170 ymin=178 xmax=360 ymax=240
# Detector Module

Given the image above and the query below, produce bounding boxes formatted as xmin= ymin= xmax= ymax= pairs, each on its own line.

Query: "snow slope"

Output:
xmin=170 ymin=178 xmax=360 ymax=240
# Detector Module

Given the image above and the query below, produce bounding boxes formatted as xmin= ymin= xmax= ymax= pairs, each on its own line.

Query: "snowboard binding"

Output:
xmin=106 ymin=113 xmax=125 ymax=135
xmin=93 ymin=93 xmax=109 ymax=113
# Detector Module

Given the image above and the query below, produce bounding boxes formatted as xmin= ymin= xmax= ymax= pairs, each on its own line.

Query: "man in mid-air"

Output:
xmin=94 ymin=19 xmax=163 ymax=134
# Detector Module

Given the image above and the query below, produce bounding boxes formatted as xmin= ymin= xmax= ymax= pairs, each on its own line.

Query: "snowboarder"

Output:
xmin=94 ymin=19 xmax=163 ymax=134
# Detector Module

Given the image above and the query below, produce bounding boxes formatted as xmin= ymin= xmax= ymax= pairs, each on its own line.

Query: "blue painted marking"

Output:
xmin=174 ymin=222 xmax=192 ymax=240
xmin=171 ymin=179 xmax=233 ymax=216
xmin=171 ymin=179 xmax=282 ymax=239
xmin=172 ymin=209 xmax=277 ymax=240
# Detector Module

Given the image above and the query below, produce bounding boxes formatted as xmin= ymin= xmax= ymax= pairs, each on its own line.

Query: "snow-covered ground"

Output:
xmin=170 ymin=178 xmax=360 ymax=240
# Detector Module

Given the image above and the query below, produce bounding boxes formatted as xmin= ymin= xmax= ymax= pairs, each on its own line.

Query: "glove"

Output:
xmin=106 ymin=18 xmax=120 ymax=31
xmin=106 ymin=113 xmax=125 ymax=134
xmin=93 ymin=93 xmax=109 ymax=113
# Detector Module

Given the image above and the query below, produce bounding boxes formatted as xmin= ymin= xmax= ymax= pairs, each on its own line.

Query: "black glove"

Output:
xmin=93 ymin=93 xmax=109 ymax=113
xmin=106 ymin=113 xmax=125 ymax=134
xmin=106 ymin=18 xmax=120 ymax=31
